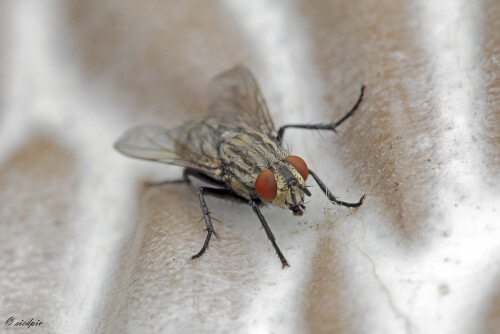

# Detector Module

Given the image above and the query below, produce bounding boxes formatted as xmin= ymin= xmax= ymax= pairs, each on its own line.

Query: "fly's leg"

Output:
xmin=277 ymin=85 xmax=365 ymax=143
xmin=309 ymin=169 xmax=365 ymax=208
xmin=145 ymin=168 xmax=224 ymax=187
xmin=191 ymin=187 xmax=244 ymax=260
xmin=250 ymin=200 xmax=290 ymax=269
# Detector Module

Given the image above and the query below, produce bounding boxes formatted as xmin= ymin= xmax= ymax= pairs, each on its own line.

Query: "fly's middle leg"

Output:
xmin=250 ymin=200 xmax=290 ymax=269
xmin=276 ymin=85 xmax=365 ymax=143
xmin=191 ymin=187 xmax=245 ymax=261
xmin=309 ymin=169 xmax=366 ymax=208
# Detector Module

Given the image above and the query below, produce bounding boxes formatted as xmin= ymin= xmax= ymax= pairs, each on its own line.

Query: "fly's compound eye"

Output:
xmin=285 ymin=156 xmax=308 ymax=180
xmin=255 ymin=168 xmax=277 ymax=201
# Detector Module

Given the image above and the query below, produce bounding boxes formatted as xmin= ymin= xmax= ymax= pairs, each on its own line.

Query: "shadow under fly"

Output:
xmin=115 ymin=66 xmax=366 ymax=268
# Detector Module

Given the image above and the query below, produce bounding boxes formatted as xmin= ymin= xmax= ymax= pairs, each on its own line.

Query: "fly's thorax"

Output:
xmin=219 ymin=128 xmax=287 ymax=196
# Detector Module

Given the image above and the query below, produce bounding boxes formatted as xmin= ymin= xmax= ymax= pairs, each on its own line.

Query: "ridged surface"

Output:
xmin=0 ymin=0 xmax=499 ymax=333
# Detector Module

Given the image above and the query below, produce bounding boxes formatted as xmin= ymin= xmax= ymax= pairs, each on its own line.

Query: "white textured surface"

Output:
xmin=0 ymin=0 xmax=499 ymax=333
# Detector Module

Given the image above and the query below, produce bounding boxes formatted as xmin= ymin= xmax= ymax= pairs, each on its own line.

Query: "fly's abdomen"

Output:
xmin=218 ymin=128 xmax=286 ymax=197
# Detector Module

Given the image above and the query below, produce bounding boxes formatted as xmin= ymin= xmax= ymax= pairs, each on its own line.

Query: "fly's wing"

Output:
xmin=208 ymin=65 xmax=278 ymax=138
xmin=114 ymin=119 xmax=223 ymax=178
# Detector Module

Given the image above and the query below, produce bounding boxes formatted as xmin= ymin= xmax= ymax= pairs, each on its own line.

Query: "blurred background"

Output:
xmin=0 ymin=0 xmax=499 ymax=333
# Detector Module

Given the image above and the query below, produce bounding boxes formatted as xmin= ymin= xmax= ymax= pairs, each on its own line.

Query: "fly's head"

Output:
xmin=254 ymin=156 xmax=311 ymax=216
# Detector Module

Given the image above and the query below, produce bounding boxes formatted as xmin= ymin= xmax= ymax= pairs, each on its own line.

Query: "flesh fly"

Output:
xmin=115 ymin=66 xmax=366 ymax=268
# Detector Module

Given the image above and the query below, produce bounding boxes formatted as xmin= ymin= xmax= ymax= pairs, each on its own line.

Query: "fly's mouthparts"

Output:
xmin=290 ymin=204 xmax=305 ymax=216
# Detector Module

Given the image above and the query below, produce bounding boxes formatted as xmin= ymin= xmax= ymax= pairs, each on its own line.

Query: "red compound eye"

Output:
xmin=285 ymin=156 xmax=308 ymax=180
xmin=255 ymin=168 xmax=277 ymax=201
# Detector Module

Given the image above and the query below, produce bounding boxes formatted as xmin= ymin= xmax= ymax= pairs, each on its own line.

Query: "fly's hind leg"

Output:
xmin=144 ymin=169 xmax=191 ymax=187
xmin=277 ymin=85 xmax=365 ymax=143
xmin=250 ymin=200 xmax=290 ymax=269
xmin=309 ymin=169 xmax=365 ymax=208
xmin=145 ymin=168 xmax=225 ymax=187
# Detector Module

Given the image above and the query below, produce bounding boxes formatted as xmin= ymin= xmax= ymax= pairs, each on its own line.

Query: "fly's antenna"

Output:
xmin=296 ymin=182 xmax=311 ymax=197
xmin=289 ymin=179 xmax=311 ymax=197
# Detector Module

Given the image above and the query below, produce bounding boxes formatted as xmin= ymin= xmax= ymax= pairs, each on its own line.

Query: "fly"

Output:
xmin=115 ymin=66 xmax=366 ymax=268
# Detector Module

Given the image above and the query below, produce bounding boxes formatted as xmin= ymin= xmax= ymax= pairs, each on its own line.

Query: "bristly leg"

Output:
xmin=277 ymin=85 xmax=365 ymax=143
xmin=309 ymin=169 xmax=365 ymax=208
xmin=250 ymin=200 xmax=290 ymax=269
xmin=191 ymin=187 xmax=232 ymax=260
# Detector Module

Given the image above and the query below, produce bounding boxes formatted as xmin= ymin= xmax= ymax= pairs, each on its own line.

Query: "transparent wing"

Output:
xmin=208 ymin=65 xmax=277 ymax=137
xmin=114 ymin=119 xmax=223 ymax=178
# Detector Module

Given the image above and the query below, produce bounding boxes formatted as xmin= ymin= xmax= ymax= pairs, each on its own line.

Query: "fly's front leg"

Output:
xmin=277 ymin=86 xmax=365 ymax=143
xmin=309 ymin=169 xmax=366 ymax=208
xmin=250 ymin=200 xmax=290 ymax=269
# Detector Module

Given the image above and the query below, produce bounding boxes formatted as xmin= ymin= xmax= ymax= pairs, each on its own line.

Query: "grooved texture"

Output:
xmin=1 ymin=0 xmax=499 ymax=333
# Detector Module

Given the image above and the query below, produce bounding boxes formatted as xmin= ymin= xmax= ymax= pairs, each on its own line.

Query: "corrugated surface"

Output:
xmin=1 ymin=0 xmax=499 ymax=333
